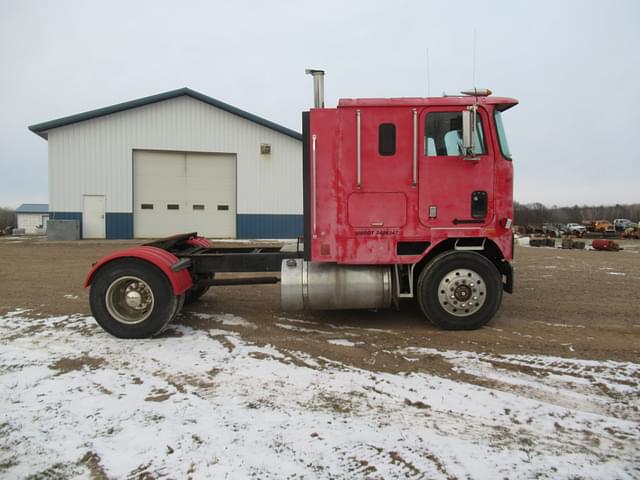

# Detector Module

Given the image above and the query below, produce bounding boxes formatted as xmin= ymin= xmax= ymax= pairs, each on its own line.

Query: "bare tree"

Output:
xmin=0 ymin=207 xmax=17 ymax=230
xmin=514 ymin=202 xmax=640 ymax=227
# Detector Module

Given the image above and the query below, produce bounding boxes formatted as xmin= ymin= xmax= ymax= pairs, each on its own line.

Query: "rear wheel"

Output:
xmin=171 ymin=294 xmax=185 ymax=322
xmin=90 ymin=259 xmax=179 ymax=338
xmin=416 ymin=251 xmax=503 ymax=330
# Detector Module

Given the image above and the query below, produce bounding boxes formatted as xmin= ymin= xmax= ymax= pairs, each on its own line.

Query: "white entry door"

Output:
xmin=83 ymin=195 xmax=106 ymax=239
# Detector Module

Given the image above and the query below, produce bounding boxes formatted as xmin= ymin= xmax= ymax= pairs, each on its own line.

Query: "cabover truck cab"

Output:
xmin=85 ymin=70 xmax=518 ymax=338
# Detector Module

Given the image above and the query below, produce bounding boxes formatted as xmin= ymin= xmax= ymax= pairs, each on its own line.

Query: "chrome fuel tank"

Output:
xmin=281 ymin=259 xmax=392 ymax=311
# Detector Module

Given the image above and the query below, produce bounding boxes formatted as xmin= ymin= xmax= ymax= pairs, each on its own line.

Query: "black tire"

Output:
xmin=171 ymin=294 xmax=185 ymax=322
xmin=89 ymin=258 xmax=179 ymax=338
xmin=416 ymin=251 xmax=503 ymax=330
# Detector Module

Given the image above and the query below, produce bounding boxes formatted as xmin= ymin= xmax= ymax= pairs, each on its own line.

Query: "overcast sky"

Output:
xmin=1 ymin=0 xmax=638 ymax=208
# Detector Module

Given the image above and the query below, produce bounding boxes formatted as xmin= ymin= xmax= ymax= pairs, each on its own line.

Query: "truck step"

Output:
xmin=200 ymin=276 xmax=280 ymax=286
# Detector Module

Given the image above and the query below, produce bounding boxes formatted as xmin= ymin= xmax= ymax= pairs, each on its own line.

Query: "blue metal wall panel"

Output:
xmin=106 ymin=213 xmax=133 ymax=239
xmin=48 ymin=212 xmax=133 ymax=239
xmin=236 ymin=214 xmax=303 ymax=239
xmin=49 ymin=212 xmax=82 ymax=238
xmin=50 ymin=213 xmax=298 ymax=240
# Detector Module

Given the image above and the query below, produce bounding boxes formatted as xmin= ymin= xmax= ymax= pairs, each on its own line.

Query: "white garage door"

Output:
xmin=133 ymin=150 xmax=236 ymax=238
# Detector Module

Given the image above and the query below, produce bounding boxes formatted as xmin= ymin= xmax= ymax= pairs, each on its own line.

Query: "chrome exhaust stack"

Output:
xmin=305 ymin=69 xmax=325 ymax=108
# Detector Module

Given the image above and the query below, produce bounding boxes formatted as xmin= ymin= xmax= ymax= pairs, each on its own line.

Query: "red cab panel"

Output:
xmin=347 ymin=192 xmax=407 ymax=228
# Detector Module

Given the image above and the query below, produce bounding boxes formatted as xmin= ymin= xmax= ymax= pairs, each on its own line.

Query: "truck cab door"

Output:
xmin=418 ymin=107 xmax=494 ymax=228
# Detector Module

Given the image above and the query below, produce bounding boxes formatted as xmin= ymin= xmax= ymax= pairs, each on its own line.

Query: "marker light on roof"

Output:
xmin=461 ymin=88 xmax=492 ymax=97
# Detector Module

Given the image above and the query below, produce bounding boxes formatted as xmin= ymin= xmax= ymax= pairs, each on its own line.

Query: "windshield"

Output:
xmin=494 ymin=110 xmax=512 ymax=159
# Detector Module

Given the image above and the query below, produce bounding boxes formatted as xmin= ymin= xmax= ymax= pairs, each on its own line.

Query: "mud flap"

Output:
xmin=503 ymin=262 xmax=514 ymax=294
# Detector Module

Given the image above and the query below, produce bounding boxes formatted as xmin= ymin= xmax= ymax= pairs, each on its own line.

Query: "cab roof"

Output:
xmin=338 ymin=96 xmax=518 ymax=111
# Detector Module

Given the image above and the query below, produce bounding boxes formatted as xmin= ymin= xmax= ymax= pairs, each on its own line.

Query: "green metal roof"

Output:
xmin=28 ymin=87 xmax=302 ymax=141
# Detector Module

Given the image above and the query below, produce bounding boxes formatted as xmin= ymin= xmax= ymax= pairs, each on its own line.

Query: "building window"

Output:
xmin=378 ymin=123 xmax=396 ymax=156
xmin=141 ymin=203 xmax=154 ymax=210
xmin=167 ymin=204 xmax=179 ymax=210
xmin=217 ymin=205 xmax=229 ymax=211
xmin=425 ymin=112 xmax=486 ymax=156
xmin=193 ymin=204 xmax=205 ymax=211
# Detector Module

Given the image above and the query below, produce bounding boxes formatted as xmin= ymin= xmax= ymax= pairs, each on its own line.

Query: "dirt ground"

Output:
xmin=1 ymin=236 xmax=638 ymax=371
xmin=1 ymin=236 xmax=639 ymax=478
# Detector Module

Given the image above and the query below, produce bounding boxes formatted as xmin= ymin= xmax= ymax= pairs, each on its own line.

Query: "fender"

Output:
xmin=84 ymin=246 xmax=193 ymax=295
xmin=413 ymin=236 xmax=514 ymax=294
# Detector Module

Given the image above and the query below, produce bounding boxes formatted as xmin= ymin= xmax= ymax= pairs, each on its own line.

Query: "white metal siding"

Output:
xmin=133 ymin=150 xmax=236 ymax=238
xmin=46 ymin=96 xmax=302 ymax=216
xmin=17 ymin=214 xmax=49 ymax=234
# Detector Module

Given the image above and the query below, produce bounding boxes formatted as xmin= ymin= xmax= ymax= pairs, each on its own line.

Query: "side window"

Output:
xmin=378 ymin=123 xmax=396 ymax=156
xmin=425 ymin=112 xmax=486 ymax=156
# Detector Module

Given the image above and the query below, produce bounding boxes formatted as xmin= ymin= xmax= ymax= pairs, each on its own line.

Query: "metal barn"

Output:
xmin=16 ymin=204 xmax=49 ymax=234
xmin=28 ymin=89 xmax=303 ymax=240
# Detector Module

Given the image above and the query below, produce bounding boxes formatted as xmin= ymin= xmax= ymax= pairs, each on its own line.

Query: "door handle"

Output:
xmin=412 ymin=108 xmax=418 ymax=186
xmin=312 ymin=134 xmax=317 ymax=239
xmin=356 ymin=110 xmax=361 ymax=189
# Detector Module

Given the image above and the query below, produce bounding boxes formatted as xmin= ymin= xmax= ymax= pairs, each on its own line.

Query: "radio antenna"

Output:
xmin=472 ymin=30 xmax=477 ymax=89
xmin=426 ymin=48 xmax=431 ymax=97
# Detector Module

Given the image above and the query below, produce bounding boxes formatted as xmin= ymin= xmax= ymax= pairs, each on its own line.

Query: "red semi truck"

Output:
xmin=85 ymin=70 xmax=518 ymax=338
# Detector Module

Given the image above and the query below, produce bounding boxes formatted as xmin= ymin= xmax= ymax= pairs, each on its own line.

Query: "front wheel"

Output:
xmin=416 ymin=251 xmax=503 ymax=330
xmin=89 ymin=258 xmax=180 ymax=338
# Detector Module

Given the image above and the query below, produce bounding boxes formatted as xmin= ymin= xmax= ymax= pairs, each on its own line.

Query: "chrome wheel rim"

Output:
xmin=437 ymin=268 xmax=487 ymax=317
xmin=105 ymin=276 xmax=155 ymax=325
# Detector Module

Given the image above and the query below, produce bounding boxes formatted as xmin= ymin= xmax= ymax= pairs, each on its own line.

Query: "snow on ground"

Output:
xmin=190 ymin=312 xmax=257 ymax=329
xmin=1 ymin=312 xmax=638 ymax=479
xmin=326 ymin=339 xmax=363 ymax=347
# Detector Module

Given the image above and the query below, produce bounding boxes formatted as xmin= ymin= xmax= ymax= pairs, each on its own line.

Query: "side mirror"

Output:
xmin=462 ymin=107 xmax=478 ymax=160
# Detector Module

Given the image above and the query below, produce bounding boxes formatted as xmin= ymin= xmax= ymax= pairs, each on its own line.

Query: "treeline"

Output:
xmin=0 ymin=207 xmax=17 ymax=230
xmin=514 ymin=202 xmax=640 ymax=226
